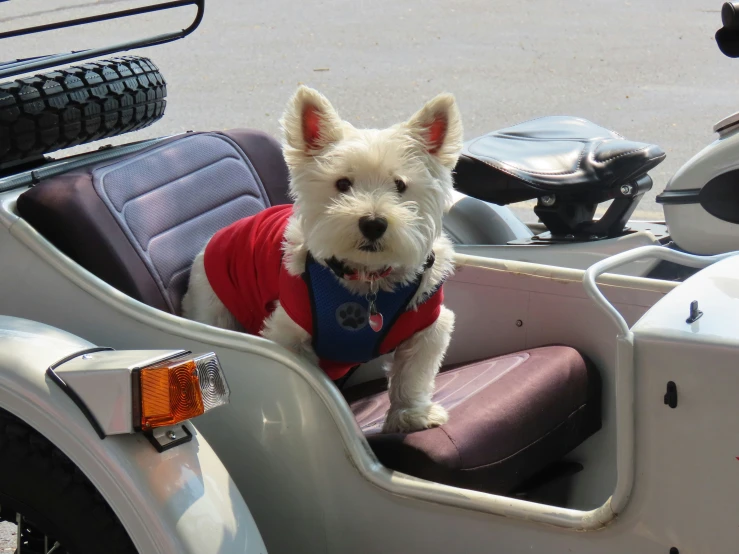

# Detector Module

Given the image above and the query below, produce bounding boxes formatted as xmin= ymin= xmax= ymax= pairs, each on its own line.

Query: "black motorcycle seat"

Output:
xmin=454 ymin=116 xmax=666 ymax=205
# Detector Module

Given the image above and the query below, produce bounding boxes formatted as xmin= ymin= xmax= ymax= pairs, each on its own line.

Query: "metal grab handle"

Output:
xmin=583 ymin=246 xmax=739 ymax=336
xmin=0 ymin=0 xmax=205 ymax=79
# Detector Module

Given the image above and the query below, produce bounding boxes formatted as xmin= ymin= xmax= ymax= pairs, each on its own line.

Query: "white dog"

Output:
xmin=182 ymin=86 xmax=462 ymax=433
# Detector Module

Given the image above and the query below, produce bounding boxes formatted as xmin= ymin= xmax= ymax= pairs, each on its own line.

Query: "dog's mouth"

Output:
xmin=358 ymin=241 xmax=383 ymax=253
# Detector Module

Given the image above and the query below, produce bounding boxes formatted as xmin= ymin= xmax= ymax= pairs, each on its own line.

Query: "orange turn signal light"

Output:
xmin=139 ymin=353 xmax=229 ymax=430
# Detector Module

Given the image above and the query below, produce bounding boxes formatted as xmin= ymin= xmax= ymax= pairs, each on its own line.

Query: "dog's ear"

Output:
xmin=406 ymin=94 xmax=463 ymax=170
xmin=281 ymin=86 xmax=343 ymax=156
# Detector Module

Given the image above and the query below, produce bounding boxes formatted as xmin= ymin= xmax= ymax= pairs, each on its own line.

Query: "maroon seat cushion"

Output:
xmin=345 ymin=346 xmax=601 ymax=495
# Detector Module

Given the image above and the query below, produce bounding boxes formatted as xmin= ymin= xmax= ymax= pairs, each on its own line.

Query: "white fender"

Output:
xmin=0 ymin=315 xmax=266 ymax=554
xmin=662 ymin=122 xmax=739 ymax=254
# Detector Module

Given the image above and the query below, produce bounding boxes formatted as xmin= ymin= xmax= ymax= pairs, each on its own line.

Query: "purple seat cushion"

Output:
xmin=17 ymin=129 xmax=290 ymax=314
xmin=345 ymin=346 xmax=601 ymax=494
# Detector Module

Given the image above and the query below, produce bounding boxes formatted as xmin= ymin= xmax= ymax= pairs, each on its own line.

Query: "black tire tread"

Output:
xmin=0 ymin=409 xmax=137 ymax=554
xmin=0 ymin=55 xmax=167 ymax=166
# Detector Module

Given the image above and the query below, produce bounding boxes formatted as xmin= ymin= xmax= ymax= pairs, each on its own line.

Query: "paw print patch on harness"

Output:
xmin=336 ymin=302 xmax=368 ymax=331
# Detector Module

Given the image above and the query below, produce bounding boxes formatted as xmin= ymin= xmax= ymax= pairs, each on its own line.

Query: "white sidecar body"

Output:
xmin=0 ymin=130 xmax=736 ymax=553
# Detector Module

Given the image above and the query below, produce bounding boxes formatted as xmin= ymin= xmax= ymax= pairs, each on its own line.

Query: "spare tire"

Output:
xmin=0 ymin=55 xmax=167 ymax=169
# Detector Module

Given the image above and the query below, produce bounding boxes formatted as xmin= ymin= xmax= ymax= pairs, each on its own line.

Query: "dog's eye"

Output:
xmin=394 ymin=178 xmax=407 ymax=194
xmin=335 ymin=178 xmax=352 ymax=193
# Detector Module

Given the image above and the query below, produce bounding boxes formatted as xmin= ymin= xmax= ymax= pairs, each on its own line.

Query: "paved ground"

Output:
xmin=0 ymin=522 xmax=14 ymax=552
xmin=0 ymin=0 xmax=735 ymax=547
xmin=3 ymin=0 xmax=739 ymax=221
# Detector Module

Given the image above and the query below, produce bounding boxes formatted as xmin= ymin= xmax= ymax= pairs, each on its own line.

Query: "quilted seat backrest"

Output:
xmin=94 ymin=132 xmax=273 ymax=313
xmin=17 ymin=129 xmax=291 ymax=314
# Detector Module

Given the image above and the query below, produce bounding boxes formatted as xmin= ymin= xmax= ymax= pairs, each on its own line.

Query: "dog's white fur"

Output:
xmin=182 ymin=86 xmax=463 ymax=433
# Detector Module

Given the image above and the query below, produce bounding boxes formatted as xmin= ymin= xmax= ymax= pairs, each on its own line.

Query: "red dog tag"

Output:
xmin=369 ymin=312 xmax=384 ymax=332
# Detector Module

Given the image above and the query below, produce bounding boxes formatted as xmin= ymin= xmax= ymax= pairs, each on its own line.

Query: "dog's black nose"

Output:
xmin=359 ymin=216 xmax=388 ymax=241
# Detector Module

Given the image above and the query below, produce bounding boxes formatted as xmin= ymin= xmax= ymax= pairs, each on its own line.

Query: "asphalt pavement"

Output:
xmin=0 ymin=522 xmax=13 ymax=552
xmin=2 ymin=0 xmax=739 ymax=221
xmin=0 ymin=0 xmax=735 ymax=546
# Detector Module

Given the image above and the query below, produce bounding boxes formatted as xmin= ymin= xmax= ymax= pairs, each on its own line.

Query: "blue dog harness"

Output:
xmin=304 ymin=256 xmax=423 ymax=364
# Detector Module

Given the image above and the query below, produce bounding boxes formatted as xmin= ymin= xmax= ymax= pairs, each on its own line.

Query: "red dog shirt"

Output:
xmin=204 ymin=205 xmax=443 ymax=380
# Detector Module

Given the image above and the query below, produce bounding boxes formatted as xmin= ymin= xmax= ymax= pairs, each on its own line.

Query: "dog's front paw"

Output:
xmin=382 ymin=403 xmax=449 ymax=433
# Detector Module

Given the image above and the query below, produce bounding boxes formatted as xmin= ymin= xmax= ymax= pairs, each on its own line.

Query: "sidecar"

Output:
xmin=2 ymin=3 xmax=739 ymax=553
xmin=1 ymin=112 xmax=738 ymax=553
